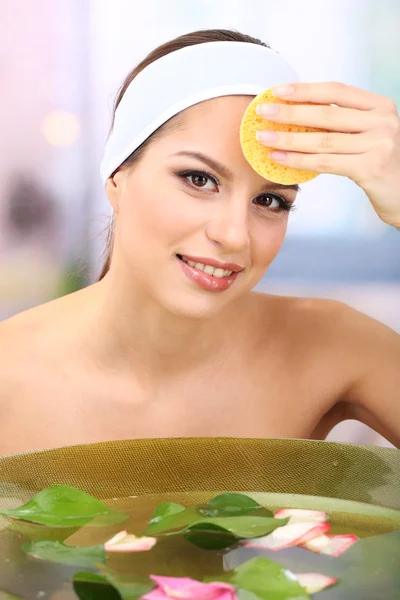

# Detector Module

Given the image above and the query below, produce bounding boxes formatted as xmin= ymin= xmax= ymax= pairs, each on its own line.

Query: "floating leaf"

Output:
xmin=73 ymin=570 xmax=153 ymax=600
xmin=147 ymin=502 xmax=186 ymax=526
xmin=73 ymin=572 xmax=121 ymax=600
xmin=0 ymin=485 xmax=128 ymax=527
xmin=189 ymin=516 xmax=287 ymax=539
xmin=214 ymin=556 xmax=310 ymax=600
xmin=8 ymin=518 xmax=80 ymax=542
xmin=145 ymin=497 xmax=287 ymax=549
xmin=149 ymin=514 xmax=287 ymax=550
xmin=209 ymin=493 xmax=262 ymax=511
xmin=200 ymin=493 xmax=271 ymax=518
xmin=22 ymin=540 xmax=105 ymax=568
xmin=184 ymin=522 xmax=238 ymax=550
xmin=145 ymin=506 xmax=207 ymax=536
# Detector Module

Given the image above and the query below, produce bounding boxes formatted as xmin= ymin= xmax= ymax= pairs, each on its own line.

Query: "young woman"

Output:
xmin=0 ymin=29 xmax=399 ymax=455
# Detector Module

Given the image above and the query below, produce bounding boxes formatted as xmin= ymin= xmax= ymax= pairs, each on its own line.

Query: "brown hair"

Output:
xmin=98 ymin=29 xmax=270 ymax=281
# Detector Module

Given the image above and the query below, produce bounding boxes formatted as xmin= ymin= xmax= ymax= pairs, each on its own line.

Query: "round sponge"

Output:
xmin=240 ymin=88 xmax=327 ymax=185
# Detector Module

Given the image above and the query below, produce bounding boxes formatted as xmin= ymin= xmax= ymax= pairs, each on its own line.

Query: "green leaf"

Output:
xmin=73 ymin=570 xmax=154 ymax=600
xmin=73 ymin=572 xmax=121 ymax=600
xmin=22 ymin=540 xmax=106 ymax=568
xmin=147 ymin=501 xmax=186 ymax=525
xmin=187 ymin=516 xmax=287 ymax=539
xmin=0 ymin=485 xmax=128 ymax=527
xmin=104 ymin=572 xmax=153 ymax=600
xmin=147 ymin=508 xmax=287 ymax=549
xmin=206 ymin=493 xmax=270 ymax=517
xmin=145 ymin=496 xmax=287 ymax=549
xmin=214 ymin=557 xmax=310 ymax=600
xmin=145 ymin=495 xmax=269 ymax=533
xmin=145 ymin=506 xmax=202 ymax=536
xmin=0 ymin=593 xmax=26 ymax=600
xmin=196 ymin=492 xmax=274 ymax=518
xmin=8 ymin=519 xmax=80 ymax=542
xmin=183 ymin=522 xmax=238 ymax=550
xmin=237 ymin=592 xmax=261 ymax=600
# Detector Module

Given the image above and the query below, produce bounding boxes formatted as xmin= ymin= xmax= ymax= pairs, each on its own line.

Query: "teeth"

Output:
xmin=214 ymin=268 xmax=224 ymax=278
xmin=180 ymin=256 xmax=234 ymax=277
xmin=203 ymin=265 xmax=215 ymax=275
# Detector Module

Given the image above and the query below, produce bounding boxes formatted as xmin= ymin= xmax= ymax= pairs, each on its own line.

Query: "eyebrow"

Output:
xmin=170 ymin=150 xmax=301 ymax=193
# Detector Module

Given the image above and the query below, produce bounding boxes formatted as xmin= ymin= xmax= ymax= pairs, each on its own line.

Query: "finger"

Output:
xmin=256 ymin=130 xmax=372 ymax=154
xmin=272 ymin=81 xmax=395 ymax=112
xmin=269 ymin=150 xmax=363 ymax=178
xmin=257 ymin=102 xmax=379 ymax=133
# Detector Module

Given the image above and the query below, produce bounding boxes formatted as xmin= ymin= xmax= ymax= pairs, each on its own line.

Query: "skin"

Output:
xmin=0 ymin=95 xmax=399 ymax=456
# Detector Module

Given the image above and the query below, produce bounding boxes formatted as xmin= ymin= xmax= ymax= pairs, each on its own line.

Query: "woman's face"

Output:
xmin=106 ymin=96 xmax=299 ymax=318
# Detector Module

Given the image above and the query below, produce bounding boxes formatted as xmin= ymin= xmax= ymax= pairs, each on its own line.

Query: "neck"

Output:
xmin=83 ymin=269 xmax=249 ymax=382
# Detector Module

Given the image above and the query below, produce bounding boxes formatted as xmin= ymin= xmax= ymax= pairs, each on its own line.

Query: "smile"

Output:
xmin=176 ymin=254 xmax=243 ymax=293
xmin=180 ymin=256 xmax=233 ymax=278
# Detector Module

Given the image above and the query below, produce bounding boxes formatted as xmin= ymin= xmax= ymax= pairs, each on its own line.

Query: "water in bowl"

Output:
xmin=0 ymin=490 xmax=399 ymax=599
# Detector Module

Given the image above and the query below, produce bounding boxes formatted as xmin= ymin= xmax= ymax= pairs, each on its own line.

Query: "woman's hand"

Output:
xmin=256 ymin=82 xmax=400 ymax=229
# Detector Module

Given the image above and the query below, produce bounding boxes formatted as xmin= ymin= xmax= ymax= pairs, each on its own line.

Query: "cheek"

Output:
xmin=252 ymin=221 xmax=288 ymax=267
xmin=117 ymin=191 xmax=178 ymax=279
xmin=119 ymin=182 xmax=194 ymax=253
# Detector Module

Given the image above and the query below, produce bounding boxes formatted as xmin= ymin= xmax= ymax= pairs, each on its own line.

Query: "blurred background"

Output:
xmin=0 ymin=0 xmax=399 ymax=446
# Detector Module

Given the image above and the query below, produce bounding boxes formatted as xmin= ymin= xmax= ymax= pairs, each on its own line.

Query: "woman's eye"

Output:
xmin=177 ymin=171 xmax=293 ymax=212
xmin=180 ymin=170 xmax=218 ymax=191
xmin=254 ymin=193 xmax=292 ymax=212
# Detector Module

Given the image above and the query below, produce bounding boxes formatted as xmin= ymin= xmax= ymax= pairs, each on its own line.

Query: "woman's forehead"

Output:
xmin=179 ymin=95 xmax=254 ymax=130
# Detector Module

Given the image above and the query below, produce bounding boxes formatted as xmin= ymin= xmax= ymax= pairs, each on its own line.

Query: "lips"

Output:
xmin=177 ymin=254 xmax=244 ymax=273
xmin=176 ymin=254 xmax=242 ymax=292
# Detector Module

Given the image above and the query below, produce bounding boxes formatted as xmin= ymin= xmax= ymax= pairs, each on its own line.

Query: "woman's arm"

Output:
xmin=259 ymin=82 xmax=400 ymax=445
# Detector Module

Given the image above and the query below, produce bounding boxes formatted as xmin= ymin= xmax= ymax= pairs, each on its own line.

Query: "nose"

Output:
xmin=205 ymin=197 xmax=250 ymax=253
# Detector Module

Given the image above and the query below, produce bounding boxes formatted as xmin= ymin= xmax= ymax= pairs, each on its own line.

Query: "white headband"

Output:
xmin=100 ymin=40 xmax=300 ymax=184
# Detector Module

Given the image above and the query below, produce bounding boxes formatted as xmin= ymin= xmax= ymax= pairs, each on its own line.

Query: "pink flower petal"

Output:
xmin=301 ymin=533 xmax=358 ymax=557
xmin=243 ymin=521 xmax=330 ymax=551
xmin=274 ymin=509 xmax=327 ymax=524
xmin=296 ymin=573 xmax=337 ymax=593
xmin=299 ymin=533 xmax=331 ymax=553
xmin=104 ymin=530 xmax=157 ymax=553
xmin=142 ymin=576 xmax=237 ymax=599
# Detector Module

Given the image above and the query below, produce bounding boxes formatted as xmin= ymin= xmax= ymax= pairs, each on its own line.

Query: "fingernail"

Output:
xmin=256 ymin=130 xmax=278 ymax=143
xmin=269 ymin=151 xmax=288 ymax=162
xmin=256 ymin=103 xmax=280 ymax=117
xmin=272 ymin=84 xmax=295 ymax=96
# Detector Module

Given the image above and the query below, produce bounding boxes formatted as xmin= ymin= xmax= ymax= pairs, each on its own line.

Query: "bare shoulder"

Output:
xmin=255 ymin=289 xmax=400 ymax=375
xmin=252 ymin=289 xmax=398 ymax=342
xmin=0 ymin=300 xmax=57 ymax=393
xmin=249 ymin=290 xmax=356 ymax=341
xmin=309 ymin=297 xmax=400 ymax=446
xmin=253 ymin=291 xmax=400 ymax=446
xmin=0 ymin=289 xmax=90 ymax=394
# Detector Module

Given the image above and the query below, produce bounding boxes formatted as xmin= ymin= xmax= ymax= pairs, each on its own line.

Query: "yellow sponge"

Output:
xmin=240 ymin=88 xmax=327 ymax=185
